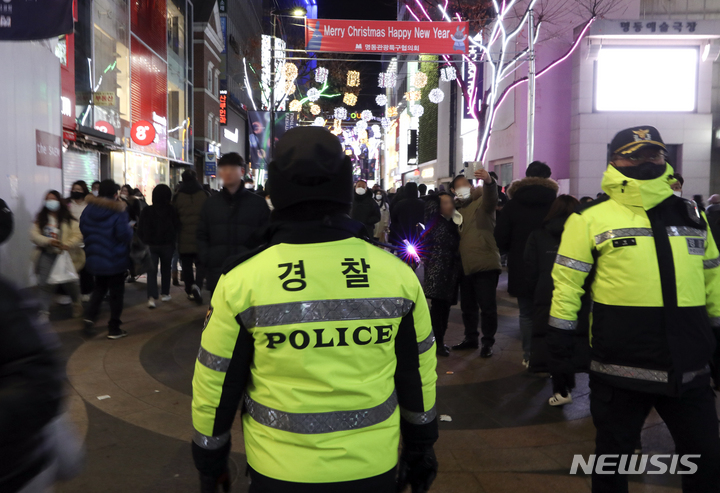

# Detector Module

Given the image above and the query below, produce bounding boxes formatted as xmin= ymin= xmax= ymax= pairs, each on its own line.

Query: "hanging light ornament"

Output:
xmin=312 ymin=117 xmax=326 ymax=126
xmin=410 ymin=104 xmax=425 ymax=117
xmin=343 ymin=92 xmax=357 ymax=106
xmin=355 ymin=120 xmax=368 ymax=131
xmin=307 ymin=88 xmax=321 ymax=102
xmin=375 ymin=94 xmax=387 ymax=106
xmin=358 ymin=129 xmax=368 ymax=143
xmin=404 ymin=91 xmax=421 ymax=102
xmin=315 ymin=67 xmax=328 ymax=84
xmin=378 ymin=71 xmax=396 ymax=88
xmin=347 ymin=70 xmax=360 ymax=87
xmin=285 ymin=63 xmax=298 ymax=82
xmin=310 ymin=103 xmax=321 ymax=115
xmin=285 ymin=82 xmax=296 ymax=95
xmin=381 ymin=117 xmax=391 ymax=128
xmin=372 ymin=124 xmax=381 ymax=137
xmin=412 ymin=72 xmax=428 ymax=89
xmin=288 ymin=99 xmax=303 ymax=112
xmin=387 ymin=106 xmax=398 ymax=117
xmin=361 ymin=110 xmax=373 ymax=122
xmin=429 ymin=88 xmax=445 ymax=104
xmin=441 ymin=66 xmax=457 ymax=82
xmin=334 ymin=107 xmax=348 ymax=120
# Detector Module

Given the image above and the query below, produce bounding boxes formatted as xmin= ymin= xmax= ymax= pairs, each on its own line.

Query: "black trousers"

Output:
xmin=147 ymin=245 xmax=174 ymax=299
xmin=180 ymin=254 xmax=205 ymax=294
xmin=85 ymin=273 xmax=125 ymax=330
xmin=79 ymin=266 xmax=94 ymax=295
xmin=430 ymin=298 xmax=452 ymax=348
xmin=248 ymin=466 xmax=396 ymax=493
xmin=590 ymin=376 xmax=720 ymax=493
xmin=459 ymin=270 xmax=500 ymax=346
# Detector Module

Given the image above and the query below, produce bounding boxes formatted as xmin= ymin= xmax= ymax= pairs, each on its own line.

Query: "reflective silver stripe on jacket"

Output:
xmin=704 ymin=256 xmax=720 ymax=269
xmin=595 ymin=228 xmax=653 ymax=245
xmin=555 ymin=254 xmax=592 ymax=273
xmin=244 ymin=391 xmax=398 ymax=434
xmin=400 ymin=405 xmax=437 ymax=425
xmin=239 ymin=298 xmax=414 ymax=329
xmin=197 ymin=346 xmax=232 ymax=372
xmin=590 ymin=361 xmax=711 ymax=384
xmin=417 ymin=332 xmax=436 ymax=355
xmin=193 ymin=430 xmax=230 ymax=450
xmin=548 ymin=316 xmax=578 ymax=331
xmin=666 ymin=226 xmax=706 ymax=239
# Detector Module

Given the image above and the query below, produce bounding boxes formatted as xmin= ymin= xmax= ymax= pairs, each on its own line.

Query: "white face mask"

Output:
xmin=120 ymin=193 xmax=128 ymax=199
xmin=245 ymin=183 xmax=254 ymax=189
xmin=452 ymin=210 xmax=464 ymax=226
xmin=45 ymin=200 xmax=60 ymax=212
xmin=455 ymin=187 xmax=471 ymax=200
xmin=266 ymin=198 xmax=274 ymax=211
xmin=673 ymin=190 xmax=682 ymax=197
xmin=355 ymin=187 xmax=367 ymax=196
xmin=375 ymin=194 xmax=383 ymax=201
xmin=92 ymin=190 xmax=99 ymax=197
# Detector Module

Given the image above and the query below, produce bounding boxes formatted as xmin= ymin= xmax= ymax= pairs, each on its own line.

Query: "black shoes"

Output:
xmin=191 ymin=284 xmax=203 ymax=305
xmin=437 ymin=345 xmax=451 ymax=357
xmin=107 ymin=329 xmax=128 ymax=340
xmin=480 ymin=344 xmax=493 ymax=358
xmin=452 ymin=339 xmax=479 ymax=350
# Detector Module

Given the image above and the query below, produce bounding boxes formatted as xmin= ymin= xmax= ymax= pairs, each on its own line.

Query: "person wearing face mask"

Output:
xmin=372 ymin=190 xmax=390 ymax=243
xmin=245 ymin=178 xmax=255 ymax=191
xmin=67 ymin=181 xmax=94 ymax=301
xmin=91 ymin=181 xmax=101 ymax=197
xmin=449 ymin=169 xmax=501 ymax=358
xmin=30 ymin=191 xmax=85 ymax=320
xmin=549 ymin=126 xmax=720 ymax=491
xmin=423 ymin=192 xmax=462 ymax=357
xmin=670 ymin=172 xmax=684 ymax=197
xmin=349 ymin=180 xmax=381 ymax=238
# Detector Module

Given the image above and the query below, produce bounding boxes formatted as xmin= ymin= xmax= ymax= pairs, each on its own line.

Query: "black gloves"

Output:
xmin=397 ymin=443 xmax=438 ymax=493
xmin=199 ymin=468 xmax=230 ymax=493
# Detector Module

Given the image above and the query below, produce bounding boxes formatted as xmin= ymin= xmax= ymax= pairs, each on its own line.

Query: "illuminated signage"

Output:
xmin=131 ymin=120 xmax=156 ymax=146
xmin=94 ymin=120 xmax=115 ymax=136
xmin=61 ymin=96 xmax=72 ymax=117
xmin=219 ymin=90 xmax=228 ymax=126
xmin=223 ymin=127 xmax=238 ymax=143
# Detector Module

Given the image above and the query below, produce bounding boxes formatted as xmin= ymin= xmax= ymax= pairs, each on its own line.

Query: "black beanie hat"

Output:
xmin=267 ymin=127 xmax=353 ymax=211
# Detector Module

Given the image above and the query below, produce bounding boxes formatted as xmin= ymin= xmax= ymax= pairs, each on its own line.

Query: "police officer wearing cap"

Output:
xmin=191 ymin=127 xmax=438 ymax=493
xmin=548 ymin=126 xmax=720 ymax=492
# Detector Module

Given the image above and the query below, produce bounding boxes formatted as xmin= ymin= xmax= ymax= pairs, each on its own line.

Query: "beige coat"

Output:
xmin=30 ymin=219 xmax=85 ymax=272
xmin=456 ymin=180 xmax=501 ymax=275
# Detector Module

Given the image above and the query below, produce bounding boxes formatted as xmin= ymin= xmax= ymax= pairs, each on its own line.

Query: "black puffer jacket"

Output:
xmin=350 ymin=191 xmax=381 ymax=237
xmin=391 ymin=183 xmax=425 ymax=243
xmin=422 ymin=197 xmax=461 ymax=303
xmin=138 ymin=186 xmax=179 ymax=248
xmin=495 ymin=177 xmax=558 ymax=298
xmin=197 ymin=187 xmax=270 ymax=291
xmin=0 ymin=277 xmax=63 ymax=493
xmin=173 ymin=179 xmax=209 ymax=255
xmin=524 ymin=215 xmax=590 ymax=373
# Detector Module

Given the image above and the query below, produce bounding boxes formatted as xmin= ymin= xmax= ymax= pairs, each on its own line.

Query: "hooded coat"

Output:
xmin=350 ymin=189 xmax=381 ymax=238
xmin=80 ymin=195 xmax=133 ymax=276
xmin=138 ymin=185 xmax=180 ymax=247
xmin=173 ymin=179 xmax=209 ymax=255
xmin=495 ymin=177 xmax=558 ymax=297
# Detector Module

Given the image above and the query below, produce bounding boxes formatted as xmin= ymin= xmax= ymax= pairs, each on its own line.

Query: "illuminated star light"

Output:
xmin=410 ymin=104 xmax=425 ymax=117
xmin=375 ymin=94 xmax=388 ymax=106
xmin=315 ymin=67 xmax=328 ymax=84
xmin=307 ymin=88 xmax=321 ymax=102
xmin=361 ymin=110 xmax=373 ymax=122
xmin=347 ymin=70 xmax=360 ymax=87
xmin=285 ymin=63 xmax=298 ymax=81
xmin=429 ymin=88 xmax=445 ymax=104
xmin=310 ymin=103 xmax=321 ymax=115
xmin=355 ymin=120 xmax=368 ymax=131
xmin=312 ymin=117 xmax=326 ymax=126
xmin=413 ymin=72 xmax=428 ymax=89
xmin=381 ymin=117 xmax=391 ymax=128
xmin=343 ymin=93 xmax=358 ymax=106
xmin=334 ymin=107 xmax=348 ymax=119
xmin=387 ymin=106 xmax=398 ymax=117
xmin=440 ymin=66 xmax=457 ymax=82
xmin=378 ymin=72 xmax=396 ymax=88
xmin=289 ymin=100 xmax=302 ymax=112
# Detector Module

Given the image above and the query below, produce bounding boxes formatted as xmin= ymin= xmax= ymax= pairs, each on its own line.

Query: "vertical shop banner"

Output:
xmin=305 ymin=19 xmax=469 ymax=54
xmin=463 ymin=43 xmax=483 ymax=119
xmin=248 ymin=112 xmax=297 ymax=169
xmin=0 ymin=0 xmax=73 ymax=40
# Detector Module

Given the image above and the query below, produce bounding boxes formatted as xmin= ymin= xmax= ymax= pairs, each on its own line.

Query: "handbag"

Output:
xmin=130 ymin=231 xmax=153 ymax=276
xmin=47 ymin=251 xmax=79 ymax=284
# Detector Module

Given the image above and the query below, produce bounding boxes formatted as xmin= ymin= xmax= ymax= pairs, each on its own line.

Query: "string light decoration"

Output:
xmin=312 ymin=117 xmax=326 ymax=126
xmin=334 ymin=107 xmax=348 ymax=120
xmin=285 ymin=82 xmax=296 ymax=95
xmin=412 ymin=72 xmax=428 ymax=89
xmin=375 ymin=94 xmax=387 ymax=106
xmin=387 ymin=106 xmax=398 ymax=117
xmin=307 ymin=88 xmax=321 ymax=102
xmin=378 ymin=72 xmax=396 ymax=88
xmin=310 ymin=103 xmax=321 ymax=115
xmin=404 ymin=91 xmax=421 ymax=102
xmin=441 ymin=66 xmax=457 ymax=82
xmin=289 ymin=99 xmax=303 ymax=112
xmin=347 ymin=70 xmax=360 ymax=87
xmin=315 ymin=67 xmax=328 ymax=84
xmin=358 ymin=129 xmax=368 ymax=143
xmin=355 ymin=120 xmax=368 ymax=131
xmin=429 ymin=88 xmax=445 ymax=104
xmin=343 ymin=92 xmax=358 ymax=106
xmin=372 ymin=124 xmax=381 ymax=137
xmin=410 ymin=104 xmax=425 ymax=117
xmin=381 ymin=117 xmax=391 ymax=128
xmin=361 ymin=110 xmax=373 ymax=122
xmin=285 ymin=63 xmax=298 ymax=81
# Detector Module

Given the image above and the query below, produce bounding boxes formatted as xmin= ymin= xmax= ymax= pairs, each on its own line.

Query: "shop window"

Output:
xmin=215 ymin=118 xmax=220 ymax=146
xmin=208 ymin=113 xmax=214 ymax=141
xmin=207 ymin=62 xmax=214 ymax=92
xmin=214 ymin=70 xmax=220 ymax=98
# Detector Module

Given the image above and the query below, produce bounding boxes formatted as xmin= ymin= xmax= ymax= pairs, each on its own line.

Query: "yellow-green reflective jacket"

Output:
xmin=191 ymin=224 xmax=438 ymax=483
xmin=550 ymin=164 xmax=720 ymax=395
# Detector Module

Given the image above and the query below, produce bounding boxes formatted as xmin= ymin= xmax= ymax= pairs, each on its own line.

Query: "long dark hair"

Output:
xmin=71 ymin=180 xmax=89 ymax=196
xmin=36 ymin=190 xmax=75 ymax=230
xmin=543 ymin=195 xmax=580 ymax=224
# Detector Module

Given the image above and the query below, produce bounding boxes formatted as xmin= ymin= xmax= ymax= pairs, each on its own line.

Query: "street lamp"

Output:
xmin=270 ymin=7 xmax=307 ymax=160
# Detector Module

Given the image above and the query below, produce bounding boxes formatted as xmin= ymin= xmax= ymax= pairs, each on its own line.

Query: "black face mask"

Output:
xmin=615 ymin=162 xmax=666 ymax=181
xmin=71 ymin=191 xmax=86 ymax=200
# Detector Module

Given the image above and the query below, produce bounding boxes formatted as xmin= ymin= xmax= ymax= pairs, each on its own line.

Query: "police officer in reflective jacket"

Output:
xmin=191 ymin=127 xmax=438 ymax=493
xmin=549 ymin=126 xmax=720 ymax=492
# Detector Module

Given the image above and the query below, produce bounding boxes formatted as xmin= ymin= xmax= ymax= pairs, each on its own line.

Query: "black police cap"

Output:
xmin=609 ymin=126 xmax=667 ymax=160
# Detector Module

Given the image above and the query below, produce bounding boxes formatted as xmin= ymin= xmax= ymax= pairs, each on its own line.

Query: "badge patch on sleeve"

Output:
xmin=612 ymin=238 xmax=637 ymax=248
xmin=203 ymin=306 xmax=214 ymax=330
xmin=687 ymin=238 xmax=704 ymax=256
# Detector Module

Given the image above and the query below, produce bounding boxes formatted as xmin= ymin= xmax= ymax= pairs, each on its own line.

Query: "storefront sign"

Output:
xmin=0 ymin=0 xmax=73 ymax=41
xmin=131 ymin=120 xmax=156 ymax=146
xmin=93 ymin=91 xmax=116 ymax=107
xmin=63 ymin=130 xmax=76 ymax=141
xmin=219 ymin=90 xmax=228 ymax=125
xmin=224 ymin=127 xmax=238 ymax=143
xmin=36 ymin=130 xmax=62 ymax=168
xmin=94 ymin=121 xmax=115 ymax=136
xmin=205 ymin=152 xmax=217 ymax=176
xmin=589 ymin=19 xmax=720 ymax=37
xmin=305 ymin=19 xmax=469 ymax=54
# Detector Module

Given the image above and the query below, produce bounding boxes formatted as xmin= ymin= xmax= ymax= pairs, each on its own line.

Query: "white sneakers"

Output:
xmin=161 ymin=295 xmax=172 ymax=302
xmin=548 ymin=392 xmax=573 ymax=406
xmin=521 ymin=358 xmax=530 ymax=369
xmin=148 ymin=299 xmax=156 ymax=309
